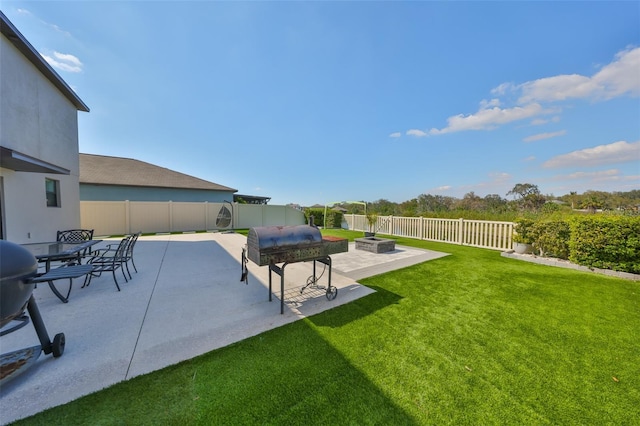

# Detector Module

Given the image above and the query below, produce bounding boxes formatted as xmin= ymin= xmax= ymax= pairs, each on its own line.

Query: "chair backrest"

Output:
xmin=57 ymin=229 xmax=94 ymax=243
xmin=126 ymin=232 xmax=141 ymax=257
xmin=114 ymin=235 xmax=132 ymax=260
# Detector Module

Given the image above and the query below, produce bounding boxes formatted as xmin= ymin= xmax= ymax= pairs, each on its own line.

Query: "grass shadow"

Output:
xmin=13 ymin=311 xmax=419 ymax=425
xmin=307 ymin=285 xmax=403 ymax=328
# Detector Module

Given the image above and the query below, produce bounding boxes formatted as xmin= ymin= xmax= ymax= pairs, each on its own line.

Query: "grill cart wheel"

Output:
xmin=52 ymin=333 xmax=65 ymax=358
xmin=326 ymin=287 xmax=338 ymax=301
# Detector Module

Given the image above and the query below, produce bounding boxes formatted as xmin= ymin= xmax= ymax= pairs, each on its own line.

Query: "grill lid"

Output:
xmin=248 ymin=225 xmax=322 ymax=252
xmin=246 ymin=225 xmax=347 ymax=266
xmin=1 ymin=241 xmax=38 ymax=328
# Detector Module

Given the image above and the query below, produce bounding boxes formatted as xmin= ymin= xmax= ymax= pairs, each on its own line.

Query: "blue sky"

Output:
xmin=3 ymin=1 xmax=639 ymax=206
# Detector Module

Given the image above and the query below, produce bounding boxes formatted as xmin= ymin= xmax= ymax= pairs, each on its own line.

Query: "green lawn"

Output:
xmin=15 ymin=230 xmax=639 ymax=425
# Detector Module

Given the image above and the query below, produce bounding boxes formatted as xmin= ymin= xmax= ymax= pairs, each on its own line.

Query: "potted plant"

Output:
xmin=365 ymin=212 xmax=378 ymax=237
xmin=512 ymin=218 xmax=535 ymax=254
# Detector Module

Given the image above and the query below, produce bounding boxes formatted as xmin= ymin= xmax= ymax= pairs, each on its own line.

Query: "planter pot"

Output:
xmin=513 ymin=242 xmax=534 ymax=254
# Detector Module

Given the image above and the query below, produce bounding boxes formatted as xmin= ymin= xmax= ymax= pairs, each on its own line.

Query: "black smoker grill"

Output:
xmin=243 ymin=225 xmax=348 ymax=314
xmin=1 ymin=240 xmax=66 ymax=385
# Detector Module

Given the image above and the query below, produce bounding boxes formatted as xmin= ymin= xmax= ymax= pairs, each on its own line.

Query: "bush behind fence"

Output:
xmin=345 ymin=213 xmax=639 ymax=274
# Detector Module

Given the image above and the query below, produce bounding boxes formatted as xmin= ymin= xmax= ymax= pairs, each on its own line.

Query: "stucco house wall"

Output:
xmin=0 ymin=13 xmax=88 ymax=243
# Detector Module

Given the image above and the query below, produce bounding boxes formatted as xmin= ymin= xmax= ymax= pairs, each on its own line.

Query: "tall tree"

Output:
xmin=507 ymin=183 xmax=546 ymax=212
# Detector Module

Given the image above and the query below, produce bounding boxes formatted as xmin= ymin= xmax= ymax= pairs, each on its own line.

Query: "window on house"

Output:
xmin=45 ymin=178 xmax=60 ymax=207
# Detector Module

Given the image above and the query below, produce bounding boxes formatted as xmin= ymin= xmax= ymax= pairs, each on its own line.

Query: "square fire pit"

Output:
xmin=355 ymin=237 xmax=396 ymax=253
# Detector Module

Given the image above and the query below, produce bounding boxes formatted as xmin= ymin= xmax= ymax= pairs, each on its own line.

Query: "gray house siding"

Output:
xmin=80 ymin=184 xmax=233 ymax=202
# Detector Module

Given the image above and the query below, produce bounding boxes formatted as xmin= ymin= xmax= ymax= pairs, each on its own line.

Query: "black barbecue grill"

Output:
xmin=1 ymin=241 xmax=66 ymax=385
xmin=243 ymin=225 xmax=348 ymax=314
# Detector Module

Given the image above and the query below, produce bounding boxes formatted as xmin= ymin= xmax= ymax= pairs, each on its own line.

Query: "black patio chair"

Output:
xmin=122 ymin=232 xmax=141 ymax=279
xmin=56 ymin=229 xmax=95 ymax=263
xmin=82 ymin=236 xmax=131 ymax=291
xmin=94 ymin=232 xmax=141 ymax=280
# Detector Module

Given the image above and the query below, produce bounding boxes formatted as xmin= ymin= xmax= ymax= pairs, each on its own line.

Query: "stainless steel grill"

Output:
xmin=243 ymin=225 xmax=348 ymax=314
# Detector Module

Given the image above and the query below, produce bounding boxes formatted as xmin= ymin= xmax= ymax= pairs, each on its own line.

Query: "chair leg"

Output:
xmin=82 ymin=273 xmax=92 ymax=288
xmin=111 ymin=270 xmax=121 ymax=291
xmin=124 ymin=261 xmax=132 ymax=280
xmin=65 ymin=278 xmax=73 ymax=301
xmin=46 ymin=279 xmax=72 ymax=303
xmin=130 ymin=258 xmax=138 ymax=273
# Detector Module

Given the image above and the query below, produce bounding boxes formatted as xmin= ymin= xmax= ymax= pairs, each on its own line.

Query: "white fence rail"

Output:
xmin=80 ymin=201 xmax=306 ymax=236
xmin=344 ymin=214 xmax=514 ymax=251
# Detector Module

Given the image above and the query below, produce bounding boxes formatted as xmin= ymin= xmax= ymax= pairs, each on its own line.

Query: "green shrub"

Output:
xmin=513 ymin=218 xmax=535 ymax=244
xmin=305 ymin=208 xmax=324 ymax=227
xmin=569 ymin=215 xmax=640 ymax=274
xmin=324 ymin=211 xmax=344 ymax=228
xmin=532 ymin=220 xmax=571 ymax=259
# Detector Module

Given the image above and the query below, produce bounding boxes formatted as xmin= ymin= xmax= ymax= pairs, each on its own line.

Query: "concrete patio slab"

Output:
xmin=0 ymin=232 xmax=448 ymax=424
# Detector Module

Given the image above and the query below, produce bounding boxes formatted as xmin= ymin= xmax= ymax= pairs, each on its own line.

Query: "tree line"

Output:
xmin=332 ymin=185 xmax=640 ymax=221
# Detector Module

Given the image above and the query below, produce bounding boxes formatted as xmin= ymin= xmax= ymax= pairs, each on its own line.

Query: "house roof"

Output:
xmin=79 ymin=154 xmax=237 ymax=192
xmin=0 ymin=11 xmax=89 ymax=112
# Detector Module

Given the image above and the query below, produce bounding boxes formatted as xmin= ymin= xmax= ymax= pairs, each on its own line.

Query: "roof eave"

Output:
xmin=0 ymin=11 xmax=89 ymax=112
xmin=0 ymin=146 xmax=70 ymax=174
xmin=80 ymin=181 xmax=237 ymax=192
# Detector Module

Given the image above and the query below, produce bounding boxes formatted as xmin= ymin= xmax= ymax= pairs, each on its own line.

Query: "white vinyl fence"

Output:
xmin=80 ymin=201 xmax=305 ymax=236
xmin=344 ymin=214 xmax=514 ymax=251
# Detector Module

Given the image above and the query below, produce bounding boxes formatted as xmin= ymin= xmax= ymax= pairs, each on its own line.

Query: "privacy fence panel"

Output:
xmin=129 ymin=202 xmax=170 ymax=234
xmin=344 ymin=214 xmax=514 ymax=251
xmin=171 ymin=202 xmax=207 ymax=233
xmin=81 ymin=201 xmax=305 ymax=236
xmin=264 ymin=205 xmax=294 ymax=226
xmin=234 ymin=204 xmax=265 ymax=229
xmin=80 ymin=201 xmax=128 ymax=237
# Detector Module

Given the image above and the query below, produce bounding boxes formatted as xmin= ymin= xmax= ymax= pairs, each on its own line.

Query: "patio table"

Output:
xmin=21 ymin=240 xmax=102 ymax=303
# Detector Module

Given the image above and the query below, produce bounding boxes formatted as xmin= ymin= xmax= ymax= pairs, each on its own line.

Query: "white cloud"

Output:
xmin=490 ymin=83 xmax=514 ymax=97
xmin=488 ymin=172 xmax=511 ymax=183
xmin=591 ymin=47 xmax=640 ymax=99
xmin=54 ymin=51 xmax=82 ymax=67
xmin=523 ymin=130 xmax=566 ymax=142
xmin=547 ymin=169 xmax=640 ymax=194
xmin=552 ymin=169 xmax=640 ymax=185
xmin=479 ymin=98 xmax=501 ymax=109
xmin=42 ymin=51 xmax=83 ymax=73
xmin=531 ymin=116 xmax=561 ymax=126
xmin=429 ymin=103 xmax=549 ymax=134
xmin=434 ymin=185 xmax=451 ymax=191
xmin=17 ymin=8 xmax=72 ymax=37
xmin=565 ymin=169 xmax=619 ymax=180
xmin=406 ymin=129 xmax=427 ymax=137
xmin=543 ymin=140 xmax=640 ymax=169
xmin=518 ymin=74 xmax=594 ymax=104
xmin=389 ymin=132 xmax=401 ymax=138
xmin=460 ymin=172 xmax=512 ymax=191
xmin=518 ymin=46 xmax=640 ymax=103
xmin=404 ymin=46 xmax=639 ymax=137
xmin=41 ymin=52 xmax=82 ymax=72
xmin=523 ymin=156 xmax=536 ymax=162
